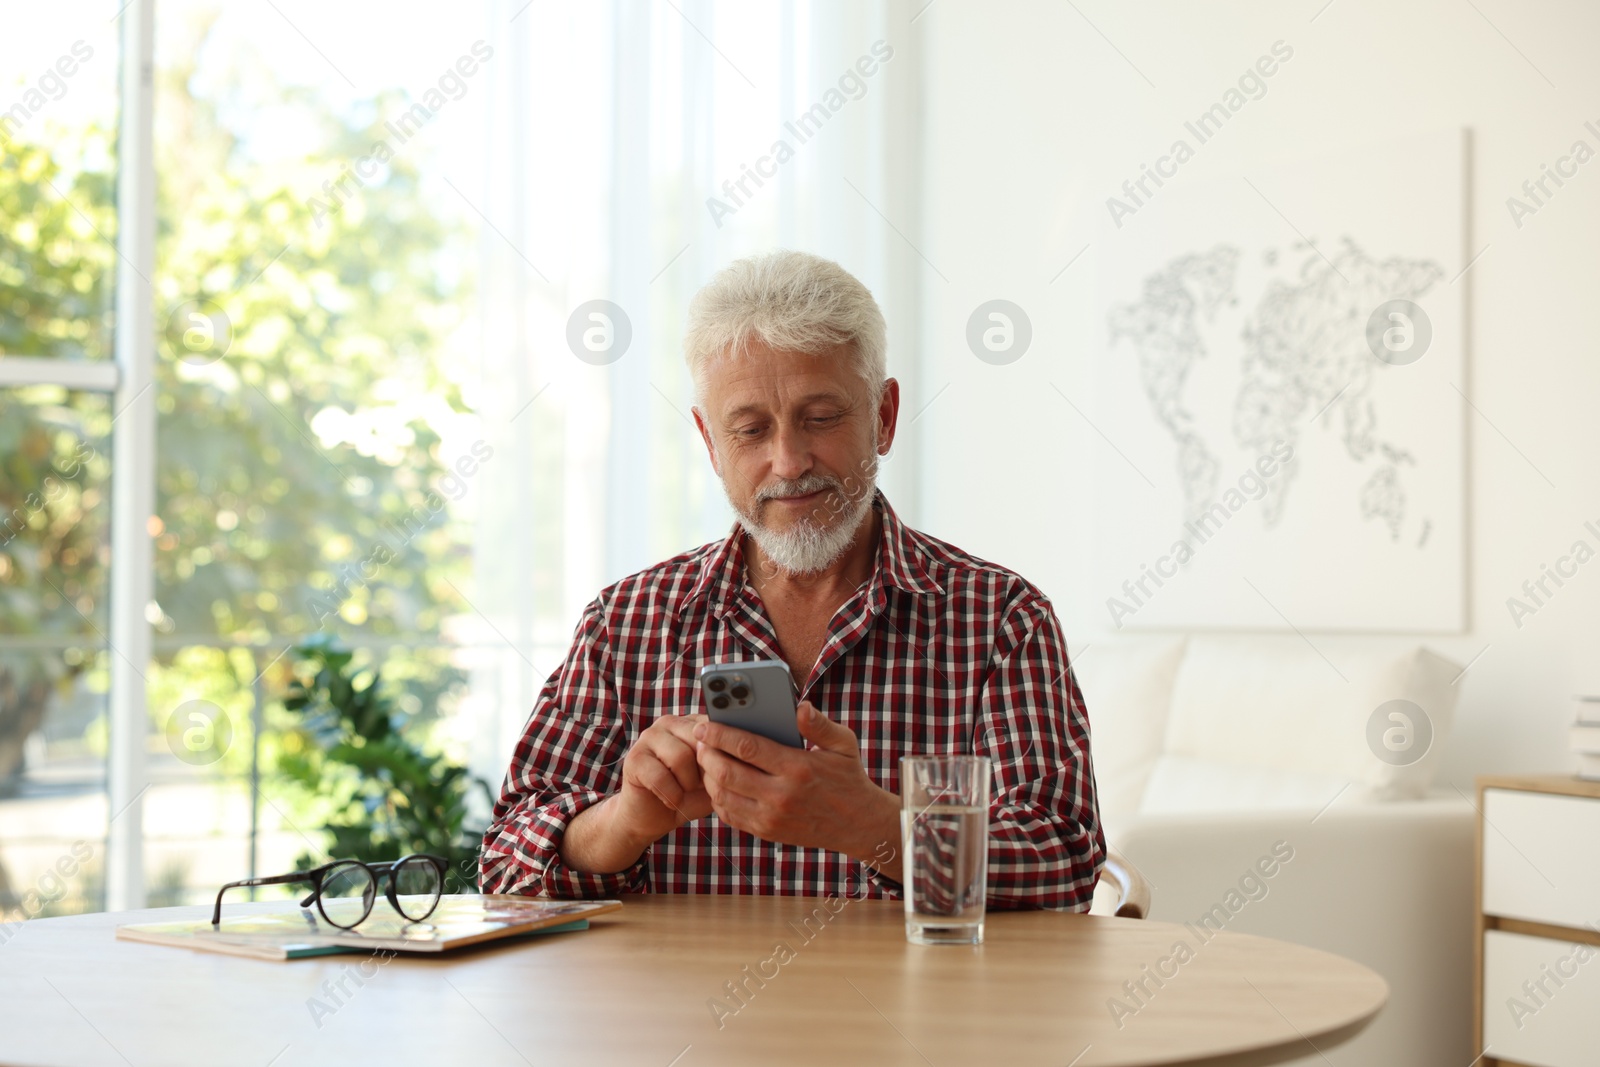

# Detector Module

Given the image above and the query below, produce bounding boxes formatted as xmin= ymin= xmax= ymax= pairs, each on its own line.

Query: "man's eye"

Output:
xmin=809 ymin=414 xmax=843 ymax=426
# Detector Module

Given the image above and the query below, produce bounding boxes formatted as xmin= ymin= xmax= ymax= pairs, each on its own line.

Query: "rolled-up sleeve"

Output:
xmin=976 ymin=597 xmax=1105 ymax=911
xmin=479 ymin=599 xmax=649 ymax=898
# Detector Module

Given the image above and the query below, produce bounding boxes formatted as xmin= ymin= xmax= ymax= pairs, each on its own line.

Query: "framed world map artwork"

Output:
xmin=1093 ymin=129 xmax=1468 ymax=632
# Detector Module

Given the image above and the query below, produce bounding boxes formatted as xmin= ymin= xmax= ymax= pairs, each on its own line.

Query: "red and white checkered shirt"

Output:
xmin=480 ymin=491 xmax=1105 ymax=910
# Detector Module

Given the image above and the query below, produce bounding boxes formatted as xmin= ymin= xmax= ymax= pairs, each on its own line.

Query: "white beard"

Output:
xmin=731 ymin=467 xmax=878 ymax=576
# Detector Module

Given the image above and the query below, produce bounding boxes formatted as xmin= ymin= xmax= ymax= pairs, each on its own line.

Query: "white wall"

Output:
xmin=908 ymin=0 xmax=1600 ymax=786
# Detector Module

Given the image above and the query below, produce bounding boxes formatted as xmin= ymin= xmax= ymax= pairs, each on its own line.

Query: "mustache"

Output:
xmin=755 ymin=475 xmax=840 ymax=504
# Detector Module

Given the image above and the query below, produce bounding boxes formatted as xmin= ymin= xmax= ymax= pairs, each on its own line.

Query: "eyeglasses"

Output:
xmin=211 ymin=854 xmax=448 ymax=928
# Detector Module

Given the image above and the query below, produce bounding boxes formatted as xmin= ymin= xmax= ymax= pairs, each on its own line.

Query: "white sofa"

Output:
xmin=1080 ymin=636 xmax=1475 ymax=1067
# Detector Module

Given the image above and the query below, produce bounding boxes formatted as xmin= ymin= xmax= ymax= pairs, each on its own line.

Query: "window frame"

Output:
xmin=0 ymin=0 xmax=156 ymax=911
xmin=105 ymin=0 xmax=156 ymax=914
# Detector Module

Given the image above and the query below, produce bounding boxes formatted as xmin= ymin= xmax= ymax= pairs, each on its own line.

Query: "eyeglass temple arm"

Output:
xmin=210 ymin=871 xmax=320 ymax=925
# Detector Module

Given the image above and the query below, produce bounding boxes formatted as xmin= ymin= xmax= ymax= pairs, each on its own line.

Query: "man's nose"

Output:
xmin=768 ymin=423 xmax=811 ymax=480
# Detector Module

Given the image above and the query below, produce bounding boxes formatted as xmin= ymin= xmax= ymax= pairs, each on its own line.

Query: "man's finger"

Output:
xmin=795 ymin=701 xmax=859 ymax=756
xmin=710 ymin=792 xmax=761 ymax=834
xmin=650 ymin=731 xmax=705 ymax=793
xmin=654 ymin=713 xmax=707 ymax=744
xmin=692 ymin=720 xmax=791 ymax=772
xmin=679 ymin=786 xmax=713 ymax=816
xmin=697 ymin=741 xmax=772 ymax=801
xmin=628 ymin=750 xmax=687 ymax=812
xmin=703 ymin=777 xmax=761 ymax=830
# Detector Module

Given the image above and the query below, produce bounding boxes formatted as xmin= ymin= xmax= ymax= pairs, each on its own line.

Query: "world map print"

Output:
xmin=1108 ymin=239 xmax=1445 ymax=545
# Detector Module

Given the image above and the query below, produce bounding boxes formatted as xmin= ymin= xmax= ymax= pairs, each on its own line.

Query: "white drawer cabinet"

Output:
xmin=1476 ymin=776 xmax=1600 ymax=1067
xmin=1483 ymin=790 xmax=1600 ymax=929
xmin=1482 ymin=930 xmax=1600 ymax=1066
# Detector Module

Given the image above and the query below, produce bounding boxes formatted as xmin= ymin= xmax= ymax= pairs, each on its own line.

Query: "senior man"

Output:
xmin=480 ymin=251 xmax=1104 ymax=909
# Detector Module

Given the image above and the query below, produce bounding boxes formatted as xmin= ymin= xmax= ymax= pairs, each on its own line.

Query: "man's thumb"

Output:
xmin=797 ymin=701 xmax=856 ymax=754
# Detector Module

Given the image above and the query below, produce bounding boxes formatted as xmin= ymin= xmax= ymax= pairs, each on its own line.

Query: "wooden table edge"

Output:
xmin=5 ymin=895 xmax=1391 ymax=1067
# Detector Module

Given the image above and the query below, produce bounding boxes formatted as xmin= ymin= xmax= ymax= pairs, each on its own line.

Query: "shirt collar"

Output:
xmin=687 ymin=488 xmax=943 ymax=617
xmin=872 ymin=489 xmax=944 ymax=598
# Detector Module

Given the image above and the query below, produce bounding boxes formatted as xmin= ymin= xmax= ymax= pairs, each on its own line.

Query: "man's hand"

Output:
xmin=559 ymin=714 xmax=713 ymax=874
xmin=694 ymin=701 xmax=902 ymax=880
xmin=612 ymin=712 xmax=715 ymax=840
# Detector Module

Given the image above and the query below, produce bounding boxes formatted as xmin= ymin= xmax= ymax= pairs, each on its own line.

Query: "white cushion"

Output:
xmin=1139 ymin=756 xmax=1350 ymax=815
xmin=1154 ymin=638 xmax=1462 ymax=806
xmin=1070 ymin=636 xmax=1187 ymax=839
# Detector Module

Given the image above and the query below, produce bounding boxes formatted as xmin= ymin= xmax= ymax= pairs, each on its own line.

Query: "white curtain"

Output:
xmin=458 ymin=0 xmax=926 ymax=783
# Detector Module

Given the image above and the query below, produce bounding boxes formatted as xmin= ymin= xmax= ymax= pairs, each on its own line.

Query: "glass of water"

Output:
xmin=900 ymin=755 xmax=992 ymax=945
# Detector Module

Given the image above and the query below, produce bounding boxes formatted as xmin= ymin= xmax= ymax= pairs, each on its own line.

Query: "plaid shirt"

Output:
xmin=480 ymin=491 xmax=1105 ymax=910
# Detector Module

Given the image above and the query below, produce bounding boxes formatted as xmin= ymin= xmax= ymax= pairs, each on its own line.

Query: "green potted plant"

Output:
xmin=277 ymin=639 xmax=491 ymax=894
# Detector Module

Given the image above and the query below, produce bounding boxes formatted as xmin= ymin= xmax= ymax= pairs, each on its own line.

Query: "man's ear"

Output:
xmin=875 ymin=377 xmax=900 ymax=455
xmin=692 ymin=406 xmax=721 ymax=476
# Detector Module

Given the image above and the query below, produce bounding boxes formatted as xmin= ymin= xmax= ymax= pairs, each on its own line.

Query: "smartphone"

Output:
xmin=698 ymin=660 xmax=804 ymax=748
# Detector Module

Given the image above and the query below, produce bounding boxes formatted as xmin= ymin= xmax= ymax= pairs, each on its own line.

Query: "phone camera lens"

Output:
xmin=729 ymin=684 xmax=749 ymax=700
xmin=707 ymin=676 xmax=726 ymax=693
xmin=711 ymin=694 xmax=730 ymax=710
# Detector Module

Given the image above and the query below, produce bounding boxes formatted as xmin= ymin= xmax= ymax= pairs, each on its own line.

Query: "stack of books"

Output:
xmin=1574 ymin=696 xmax=1600 ymax=781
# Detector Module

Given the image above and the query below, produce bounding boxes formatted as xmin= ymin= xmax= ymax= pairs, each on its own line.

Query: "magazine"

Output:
xmin=116 ymin=894 xmax=622 ymax=961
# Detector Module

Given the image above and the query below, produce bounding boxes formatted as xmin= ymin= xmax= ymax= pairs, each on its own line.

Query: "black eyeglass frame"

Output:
xmin=210 ymin=854 xmax=449 ymax=928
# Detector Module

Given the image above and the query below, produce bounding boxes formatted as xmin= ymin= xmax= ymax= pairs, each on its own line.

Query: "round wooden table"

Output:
xmin=0 ymin=894 xmax=1384 ymax=1066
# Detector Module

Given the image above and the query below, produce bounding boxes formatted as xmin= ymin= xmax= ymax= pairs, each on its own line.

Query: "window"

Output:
xmin=0 ymin=387 xmax=112 ymax=915
xmin=1 ymin=2 xmax=125 ymax=919
xmin=1 ymin=0 xmax=918 ymax=915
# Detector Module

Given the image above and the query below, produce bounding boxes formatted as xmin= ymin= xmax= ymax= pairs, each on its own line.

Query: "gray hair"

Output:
xmin=683 ymin=250 xmax=887 ymax=408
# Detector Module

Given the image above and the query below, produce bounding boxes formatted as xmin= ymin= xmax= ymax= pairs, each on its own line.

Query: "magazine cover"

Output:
xmin=116 ymin=895 xmax=623 ymax=960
